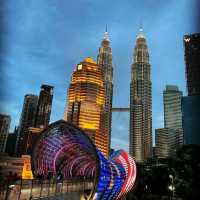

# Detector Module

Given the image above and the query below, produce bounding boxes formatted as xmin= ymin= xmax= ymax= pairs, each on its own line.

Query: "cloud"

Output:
xmin=0 ymin=0 xmax=198 ymax=145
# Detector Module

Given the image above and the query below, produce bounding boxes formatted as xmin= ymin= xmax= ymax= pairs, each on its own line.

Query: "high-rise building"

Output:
xmin=163 ymin=85 xmax=183 ymax=148
xmin=183 ymin=33 xmax=200 ymax=145
xmin=130 ymin=28 xmax=152 ymax=162
xmin=5 ymin=126 xmax=18 ymax=156
xmin=182 ymin=96 xmax=200 ymax=145
xmin=97 ymin=29 xmax=113 ymax=155
xmin=35 ymin=84 xmax=54 ymax=129
xmin=15 ymin=94 xmax=38 ymax=156
xmin=184 ymin=33 xmax=200 ymax=96
xmin=164 ymin=85 xmax=183 ymax=129
xmin=0 ymin=114 xmax=11 ymax=153
xmin=155 ymin=128 xmax=176 ymax=158
xmin=64 ymin=57 xmax=108 ymax=156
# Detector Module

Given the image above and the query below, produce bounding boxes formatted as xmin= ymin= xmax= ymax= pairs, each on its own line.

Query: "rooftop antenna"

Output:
xmin=139 ymin=20 xmax=143 ymax=31
xmin=137 ymin=21 xmax=145 ymax=39
xmin=103 ymin=24 xmax=110 ymax=41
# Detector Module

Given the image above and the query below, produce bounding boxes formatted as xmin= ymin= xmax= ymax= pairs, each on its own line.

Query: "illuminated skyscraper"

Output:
xmin=97 ymin=28 xmax=113 ymax=154
xmin=35 ymin=84 xmax=54 ymax=129
xmin=64 ymin=57 xmax=108 ymax=156
xmin=130 ymin=28 xmax=152 ymax=162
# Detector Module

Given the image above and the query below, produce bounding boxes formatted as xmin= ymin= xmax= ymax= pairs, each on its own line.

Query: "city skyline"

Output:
xmin=0 ymin=0 xmax=199 ymax=151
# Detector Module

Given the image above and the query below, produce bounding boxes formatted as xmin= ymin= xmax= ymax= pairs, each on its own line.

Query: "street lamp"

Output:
xmin=169 ymin=174 xmax=175 ymax=200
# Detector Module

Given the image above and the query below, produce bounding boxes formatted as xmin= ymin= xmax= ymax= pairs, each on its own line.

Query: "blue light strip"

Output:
xmin=95 ymin=149 xmax=129 ymax=200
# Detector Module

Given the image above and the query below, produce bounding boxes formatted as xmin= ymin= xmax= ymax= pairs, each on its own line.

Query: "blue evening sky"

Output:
xmin=0 ymin=0 xmax=199 ymax=151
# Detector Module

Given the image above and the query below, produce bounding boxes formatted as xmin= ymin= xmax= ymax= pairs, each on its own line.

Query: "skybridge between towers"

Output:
xmin=112 ymin=107 xmax=130 ymax=112
xmin=111 ymin=108 xmax=130 ymax=128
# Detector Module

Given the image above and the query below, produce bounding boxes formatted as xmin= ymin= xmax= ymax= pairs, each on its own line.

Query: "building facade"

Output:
xmin=163 ymin=85 xmax=183 ymax=148
xmin=0 ymin=155 xmax=24 ymax=177
xmin=183 ymin=33 xmax=200 ymax=146
xmin=164 ymin=85 xmax=183 ymax=129
xmin=0 ymin=114 xmax=11 ymax=153
xmin=64 ymin=57 xmax=108 ymax=156
xmin=130 ymin=29 xmax=152 ymax=162
xmin=184 ymin=33 xmax=200 ymax=96
xmin=15 ymin=94 xmax=38 ymax=156
xmin=97 ymin=29 xmax=113 ymax=155
xmin=182 ymin=96 xmax=200 ymax=145
xmin=155 ymin=128 xmax=176 ymax=158
xmin=5 ymin=126 xmax=18 ymax=156
xmin=26 ymin=127 xmax=43 ymax=155
xmin=35 ymin=85 xmax=54 ymax=129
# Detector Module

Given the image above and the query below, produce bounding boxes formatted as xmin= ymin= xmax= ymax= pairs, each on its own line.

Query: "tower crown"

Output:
xmin=133 ymin=28 xmax=149 ymax=64
xmin=103 ymin=31 xmax=109 ymax=41
xmin=137 ymin=28 xmax=145 ymax=39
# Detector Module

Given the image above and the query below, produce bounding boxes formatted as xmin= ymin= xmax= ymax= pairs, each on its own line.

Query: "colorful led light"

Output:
xmin=32 ymin=120 xmax=137 ymax=200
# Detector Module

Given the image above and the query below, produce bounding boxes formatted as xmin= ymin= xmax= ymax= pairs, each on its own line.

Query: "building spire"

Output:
xmin=103 ymin=24 xmax=109 ymax=41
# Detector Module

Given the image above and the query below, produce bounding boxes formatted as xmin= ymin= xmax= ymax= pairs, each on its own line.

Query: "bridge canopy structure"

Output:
xmin=32 ymin=120 xmax=137 ymax=200
xmin=112 ymin=107 xmax=130 ymax=112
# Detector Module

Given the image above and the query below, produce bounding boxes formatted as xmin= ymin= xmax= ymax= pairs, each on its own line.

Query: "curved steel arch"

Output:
xmin=32 ymin=120 xmax=136 ymax=200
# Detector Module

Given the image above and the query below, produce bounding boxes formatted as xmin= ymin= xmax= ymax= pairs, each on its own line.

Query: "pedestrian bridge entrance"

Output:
xmin=2 ymin=179 xmax=93 ymax=200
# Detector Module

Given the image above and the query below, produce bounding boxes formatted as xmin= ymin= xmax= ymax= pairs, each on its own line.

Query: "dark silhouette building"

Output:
xmin=15 ymin=94 xmax=38 ymax=156
xmin=184 ymin=33 xmax=200 ymax=96
xmin=0 ymin=114 xmax=11 ymax=153
xmin=182 ymin=33 xmax=200 ymax=145
xmin=130 ymin=28 xmax=152 ymax=162
xmin=182 ymin=96 xmax=200 ymax=145
xmin=16 ymin=85 xmax=53 ymax=156
xmin=5 ymin=127 xmax=18 ymax=156
xmin=35 ymin=84 xmax=54 ymax=129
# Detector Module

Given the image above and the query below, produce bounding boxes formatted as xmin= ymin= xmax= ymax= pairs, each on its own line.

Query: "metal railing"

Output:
xmin=0 ymin=178 xmax=93 ymax=200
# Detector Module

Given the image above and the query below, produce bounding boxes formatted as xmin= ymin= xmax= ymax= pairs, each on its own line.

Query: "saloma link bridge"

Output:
xmin=4 ymin=120 xmax=137 ymax=200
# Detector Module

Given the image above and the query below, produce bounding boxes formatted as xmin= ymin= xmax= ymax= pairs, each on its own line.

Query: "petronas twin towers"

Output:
xmin=65 ymin=28 xmax=152 ymax=162
xmin=130 ymin=29 xmax=152 ymax=162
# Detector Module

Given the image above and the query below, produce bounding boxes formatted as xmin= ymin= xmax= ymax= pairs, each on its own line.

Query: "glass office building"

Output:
xmin=182 ymin=96 xmax=200 ymax=145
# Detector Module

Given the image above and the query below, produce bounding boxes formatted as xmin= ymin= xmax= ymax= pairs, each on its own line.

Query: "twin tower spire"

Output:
xmin=65 ymin=27 xmax=152 ymax=162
